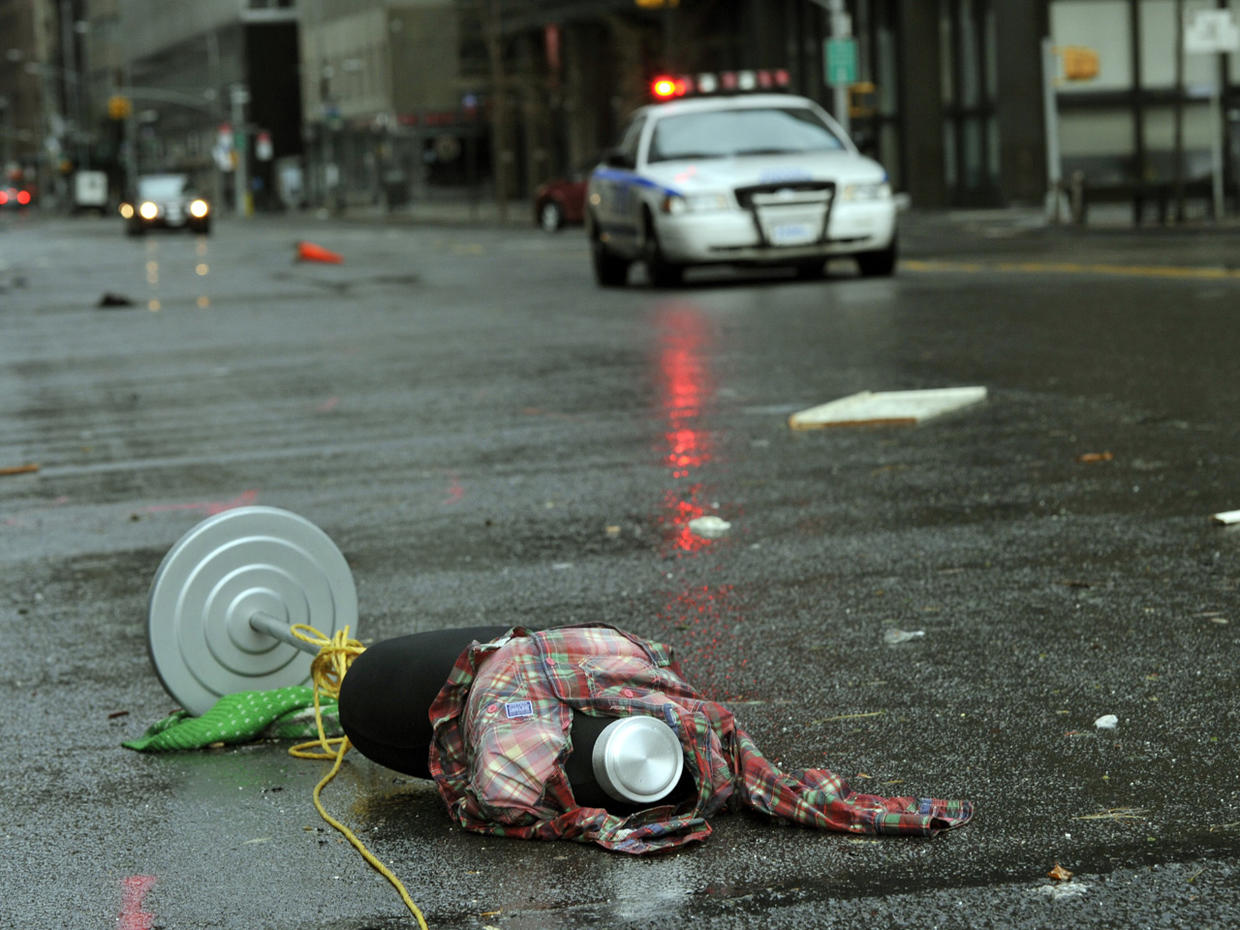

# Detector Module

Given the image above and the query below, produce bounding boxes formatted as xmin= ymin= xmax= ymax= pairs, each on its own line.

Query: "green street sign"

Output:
xmin=825 ymin=37 xmax=858 ymax=86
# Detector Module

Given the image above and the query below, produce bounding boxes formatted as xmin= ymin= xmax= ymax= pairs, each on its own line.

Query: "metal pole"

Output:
xmin=231 ymin=84 xmax=250 ymax=217
xmin=1211 ymin=57 xmax=1225 ymax=220
xmin=59 ymin=0 xmax=78 ymax=171
xmin=485 ymin=0 xmax=510 ymax=224
xmin=1041 ymin=37 xmax=1062 ymax=223
xmin=249 ymin=611 xmax=320 ymax=656
xmin=828 ymin=0 xmax=851 ymax=138
xmin=0 ymin=97 xmax=12 ymax=167
xmin=1173 ymin=0 xmax=1185 ymax=221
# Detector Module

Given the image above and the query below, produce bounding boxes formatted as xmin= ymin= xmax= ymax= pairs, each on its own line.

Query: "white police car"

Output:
xmin=586 ymin=75 xmax=896 ymax=287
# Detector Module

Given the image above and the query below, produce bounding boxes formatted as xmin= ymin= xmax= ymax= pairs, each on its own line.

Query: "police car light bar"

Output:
xmin=650 ymin=68 xmax=790 ymax=100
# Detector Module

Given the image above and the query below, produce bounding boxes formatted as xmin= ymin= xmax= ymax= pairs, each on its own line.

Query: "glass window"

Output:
xmin=1059 ymin=108 xmax=1136 ymax=182
xmin=646 ymin=107 xmax=846 ymax=163
xmin=1232 ymin=1 xmax=1240 ymax=81
xmin=957 ymin=0 xmax=980 ymax=108
xmin=984 ymin=6 xmax=998 ymax=100
xmin=987 ymin=116 xmax=1000 ymax=185
xmin=943 ymin=121 xmax=957 ymax=187
xmin=880 ymin=122 xmax=901 ymax=188
xmin=877 ymin=25 xmax=898 ymax=115
xmin=962 ymin=116 xmax=983 ymax=187
xmin=137 ymin=175 xmax=189 ymax=199
xmin=617 ymin=114 xmax=646 ymax=161
xmin=1050 ymin=0 xmax=1133 ymax=92
xmin=940 ymin=8 xmax=954 ymax=106
xmin=1143 ymin=103 xmax=1220 ymax=179
xmin=1141 ymin=0 xmax=1217 ymax=88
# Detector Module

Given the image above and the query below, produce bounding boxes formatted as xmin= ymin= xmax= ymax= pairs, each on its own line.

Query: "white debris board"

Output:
xmin=1211 ymin=509 xmax=1240 ymax=525
xmin=788 ymin=386 xmax=987 ymax=430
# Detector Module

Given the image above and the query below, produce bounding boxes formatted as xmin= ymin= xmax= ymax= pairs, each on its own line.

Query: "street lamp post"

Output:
xmin=0 ymin=96 xmax=13 ymax=167
xmin=809 ymin=0 xmax=853 ymax=137
xmin=231 ymin=84 xmax=250 ymax=217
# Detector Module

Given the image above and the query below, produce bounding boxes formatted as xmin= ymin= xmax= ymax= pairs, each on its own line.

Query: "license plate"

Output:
xmin=770 ymin=222 xmax=816 ymax=246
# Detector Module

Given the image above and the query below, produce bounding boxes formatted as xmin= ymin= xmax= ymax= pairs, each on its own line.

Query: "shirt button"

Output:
xmin=621 ymin=688 xmax=636 ymax=698
xmin=486 ymin=703 xmax=498 ymax=714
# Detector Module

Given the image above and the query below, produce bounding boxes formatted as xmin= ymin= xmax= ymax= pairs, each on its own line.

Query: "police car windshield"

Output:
xmin=647 ymin=106 xmax=845 ymax=164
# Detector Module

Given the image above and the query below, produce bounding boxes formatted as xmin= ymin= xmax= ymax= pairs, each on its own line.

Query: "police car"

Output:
xmin=585 ymin=72 xmax=897 ymax=287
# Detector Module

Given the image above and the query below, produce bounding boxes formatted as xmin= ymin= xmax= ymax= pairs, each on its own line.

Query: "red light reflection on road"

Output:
xmin=652 ymin=303 xmax=753 ymax=698
xmin=657 ymin=305 xmax=714 ymax=553
xmin=658 ymin=582 xmax=750 ymax=695
xmin=118 ymin=875 xmax=156 ymax=930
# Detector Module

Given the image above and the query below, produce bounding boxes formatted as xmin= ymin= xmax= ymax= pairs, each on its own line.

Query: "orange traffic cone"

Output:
xmin=296 ymin=241 xmax=343 ymax=264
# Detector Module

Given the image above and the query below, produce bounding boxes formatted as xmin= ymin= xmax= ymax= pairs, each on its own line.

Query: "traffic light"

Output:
xmin=1061 ymin=46 xmax=1099 ymax=81
xmin=848 ymin=81 xmax=877 ymax=119
xmin=108 ymin=95 xmax=132 ymax=120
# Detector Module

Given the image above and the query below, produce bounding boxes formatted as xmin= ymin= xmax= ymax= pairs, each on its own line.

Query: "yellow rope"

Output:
xmin=288 ymin=624 xmax=430 ymax=930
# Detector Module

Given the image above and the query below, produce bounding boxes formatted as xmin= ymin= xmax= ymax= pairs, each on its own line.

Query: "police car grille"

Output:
xmin=734 ymin=182 xmax=834 ymax=209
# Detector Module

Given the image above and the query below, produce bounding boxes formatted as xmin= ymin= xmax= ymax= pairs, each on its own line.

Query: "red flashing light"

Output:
xmin=652 ymin=68 xmax=790 ymax=101
xmin=0 ymin=191 xmax=7 ymax=205
xmin=651 ymin=75 xmax=684 ymax=99
xmin=17 ymin=189 xmax=31 ymax=205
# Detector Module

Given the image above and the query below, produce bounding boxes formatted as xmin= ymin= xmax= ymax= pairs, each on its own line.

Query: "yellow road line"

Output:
xmin=902 ymin=258 xmax=1240 ymax=280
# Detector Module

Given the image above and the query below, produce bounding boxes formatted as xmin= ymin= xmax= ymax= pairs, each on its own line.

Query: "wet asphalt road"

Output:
xmin=1 ymin=208 xmax=1238 ymax=929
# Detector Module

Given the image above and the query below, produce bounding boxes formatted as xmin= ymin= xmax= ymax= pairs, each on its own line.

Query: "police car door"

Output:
xmin=594 ymin=113 xmax=647 ymax=257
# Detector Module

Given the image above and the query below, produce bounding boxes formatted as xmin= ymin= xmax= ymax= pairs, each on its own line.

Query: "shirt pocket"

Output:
xmin=469 ymin=718 xmax=565 ymax=823
xmin=576 ymin=653 xmax=668 ymax=708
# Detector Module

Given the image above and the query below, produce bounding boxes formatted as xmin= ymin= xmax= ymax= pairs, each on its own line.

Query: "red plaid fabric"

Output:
xmin=428 ymin=625 xmax=972 ymax=854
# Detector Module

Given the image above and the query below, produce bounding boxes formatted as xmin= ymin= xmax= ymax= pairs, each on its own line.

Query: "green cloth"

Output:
xmin=123 ymin=686 xmax=341 ymax=752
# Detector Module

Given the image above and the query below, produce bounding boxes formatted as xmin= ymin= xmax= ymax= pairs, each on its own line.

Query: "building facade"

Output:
xmin=3 ymin=0 xmax=1238 ymax=218
xmin=1 ymin=0 xmax=75 ymax=200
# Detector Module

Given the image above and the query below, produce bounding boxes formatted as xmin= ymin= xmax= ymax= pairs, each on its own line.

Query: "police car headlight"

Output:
xmin=139 ymin=200 xmax=159 ymax=220
xmin=841 ymin=182 xmax=891 ymax=202
xmin=189 ymin=199 xmax=209 ymax=218
xmin=661 ymin=193 xmax=729 ymax=214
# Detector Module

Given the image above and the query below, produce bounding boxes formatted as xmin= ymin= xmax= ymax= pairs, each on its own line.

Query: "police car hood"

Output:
xmin=644 ymin=151 xmax=886 ymax=195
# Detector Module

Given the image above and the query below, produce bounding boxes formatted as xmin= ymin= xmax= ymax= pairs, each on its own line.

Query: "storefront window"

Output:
xmin=1143 ymin=103 xmax=1219 ymax=179
xmin=957 ymin=0 xmax=981 ymax=108
xmin=1050 ymin=0 xmax=1133 ymax=93
xmin=1231 ymin=0 xmax=1240 ymax=82
xmin=1141 ymin=0 xmax=1216 ymax=89
xmin=1059 ymin=109 xmax=1135 ymax=183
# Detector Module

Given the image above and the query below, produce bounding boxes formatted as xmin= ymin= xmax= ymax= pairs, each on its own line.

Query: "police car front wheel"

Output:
xmin=856 ymin=236 xmax=897 ymax=277
xmin=642 ymin=216 xmax=683 ymax=288
xmin=591 ymin=234 xmax=630 ymax=287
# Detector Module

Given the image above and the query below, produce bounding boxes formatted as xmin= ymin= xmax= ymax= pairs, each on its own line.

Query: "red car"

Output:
xmin=532 ymin=166 xmax=590 ymax=232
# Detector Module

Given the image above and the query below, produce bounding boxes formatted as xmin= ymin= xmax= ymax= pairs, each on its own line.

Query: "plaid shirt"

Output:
xmin=428 ymin=625 xmax=973 ymax=855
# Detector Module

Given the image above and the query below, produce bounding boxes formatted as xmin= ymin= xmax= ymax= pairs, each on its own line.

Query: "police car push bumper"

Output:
xmin=654 ymin=196 xmax=894 ymax=264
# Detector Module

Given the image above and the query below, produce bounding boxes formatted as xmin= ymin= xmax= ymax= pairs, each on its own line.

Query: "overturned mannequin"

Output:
xmin=339 ymin=623 xmax=973 ymax=854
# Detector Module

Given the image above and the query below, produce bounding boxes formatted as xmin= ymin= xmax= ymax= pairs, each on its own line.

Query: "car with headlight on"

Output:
xmin=120 ymin=173 xmax=211 ymax=235
xmin=585 ymin=77 xmax=897 ymax=287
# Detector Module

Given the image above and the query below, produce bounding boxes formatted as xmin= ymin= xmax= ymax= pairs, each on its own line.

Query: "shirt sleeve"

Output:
xmin=727 ymin=725 xmax=974 ymax=836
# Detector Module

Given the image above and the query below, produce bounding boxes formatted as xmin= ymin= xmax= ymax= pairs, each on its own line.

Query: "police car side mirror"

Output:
xmin=603 ymin=148 xmax=635 ymax=170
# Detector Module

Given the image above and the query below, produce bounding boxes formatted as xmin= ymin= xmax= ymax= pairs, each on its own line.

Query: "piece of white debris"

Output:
xmin=788 ymin=386 xmax=987 ymax=430
xmin=688 ymin=515 xmax=731 ymax=538
xmin=883 ymin=629 xmax=926 ymax=645
xmin=1038 ymin=880 xmax=1088 ymax=900
xmin=1094 ymin=714 xmax=1118 ymax=730
xmin=1210 ymin=509 xmax=1240 ymax=525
